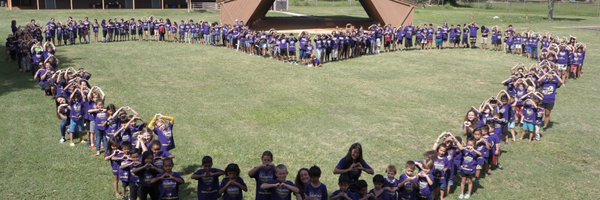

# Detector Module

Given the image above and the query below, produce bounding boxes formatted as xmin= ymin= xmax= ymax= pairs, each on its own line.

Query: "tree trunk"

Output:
xmin=548 ymin=0 xmax=555 ymax=20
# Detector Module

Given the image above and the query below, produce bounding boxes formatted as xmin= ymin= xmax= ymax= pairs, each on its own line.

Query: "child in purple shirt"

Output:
xmin=457 ymin=140 xmax=482 ymax=199
xmin=249 ymin=151 xmax=276 ymax=200
xmin=220 ymin=163 xmax=248 ymax=200
xmin=260 ymin=164 xmax=300 ymax=200
xmin=192 ymin=156 xmax=225 ymax=200
xmin=397 ymin=161 xmax=419 ymax=200
xmin=304 ymin=166 xmax=328 ymax=200
xmin=417 ymin=162 xmax=435 ymax=200
xmin=151 ymin=158 xmax=185 ymax=200
xmin=369 ymin=174 xmax=392 ymax=200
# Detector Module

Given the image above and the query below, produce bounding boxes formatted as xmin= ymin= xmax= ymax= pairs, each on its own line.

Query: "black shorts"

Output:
xmin=279 ymin=49 xmax=288 ymax=56
xmin=542 ymin=102 xmax=555 ymax=110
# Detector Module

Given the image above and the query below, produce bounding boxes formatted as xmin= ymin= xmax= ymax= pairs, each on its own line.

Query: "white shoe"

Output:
xmin=70 ymin=142 xmax=75 ymax=147
xmin=464 ymin=194 xmax=471 ymax=199
xmin=60 ymin=138 xmax=66 ymax=143
xmin=459 ymin=194 xmax=465 ymax=199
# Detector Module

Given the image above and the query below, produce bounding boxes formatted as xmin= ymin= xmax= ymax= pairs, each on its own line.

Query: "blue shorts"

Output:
xmin=523 ymin=122 xmax=535 ymax=132
xmin=508 ymin=120 xmax=516 ymax=129
xmin=69 ymin=119 xmax=84 ymax=133
xmin=434 ymin=178 xmax=448 ymax=190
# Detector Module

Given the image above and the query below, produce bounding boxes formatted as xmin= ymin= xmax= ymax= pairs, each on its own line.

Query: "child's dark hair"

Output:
xmin=141 ymin=150 xmax=154 ymax=163
xmin=309 ymin=165 xmax=322 ymax=178
xmin=121 ymin=141 xmax=132 ymax=150
xmin=108 ymin=138 xmax=120 ymax=149
xmin=202 ymin=156 xmax=213 ymax=165
xmin=150 ymin=140 xmax=162 ymax=149
xmin=163 ymin=158 xmax=174 ymax=166
xmin=225 ymin=163 xmax=241 ymax=176
xmin=130 ymin=149 xmax=141 ymax=157
xmin=372 ymin=174 xmax=385 ymax=184
xmin=356 ymin=179 xmax=368 ymax=190
xmin=262 ymin=150 xmax=273 ymax=160
xmin=338 ymin=174 xmax=352 ymax=184
xmin=423 ymin=150 xmax=437 ymax=162
xmin=405 ymin=161 xmax=416 ymax=169
xmin=455 ymin=136 xmax=463 ymax=144
xmin=106 ymin=103 xmax=116 ymax=112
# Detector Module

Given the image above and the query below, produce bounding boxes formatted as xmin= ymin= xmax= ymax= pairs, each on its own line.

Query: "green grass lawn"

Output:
xmin=1 ymin=3 xmax=600 ymax=200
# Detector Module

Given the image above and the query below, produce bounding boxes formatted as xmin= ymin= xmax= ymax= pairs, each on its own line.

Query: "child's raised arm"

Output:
xmin=147 ymin=114 xmax=160 ymax=129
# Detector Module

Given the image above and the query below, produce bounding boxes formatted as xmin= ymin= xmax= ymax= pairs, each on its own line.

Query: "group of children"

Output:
xmin=8 ymin=16 xmax=586 ymax=200
xmin=8 ymin=17 xmax=589 ymax=69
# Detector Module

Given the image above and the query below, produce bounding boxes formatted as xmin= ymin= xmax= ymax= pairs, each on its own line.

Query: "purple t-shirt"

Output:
xmin=152 ymin=151 xmax=172 ymax=169
xmin=69 ymin=101 xmax=84 ymax=121
xmin=94 ymin=111 xmax=109 ymax=131
xmin=461 ymin=149 xmax=478 ymax=171
xmin=135 ymin=164 xmax=161 ymax=187
xmin=476 ymin=141 xmax=489 ymax=160
xmin=331 ymin=190 xmax=359 ymax=200
xmin=398 ymin=174 xmax=418 ymax=200
xmin=304 ymin=183 xmax=328 ymax=200
xmin=105 ymin=118 xmax=121 ymax=138
xmin=154 ymin=123 xmax=175 ymax=151
xmin=418 ymin=173 xmax=434 ymax=197
xmin=383 ymin=178 xmax=399 ymax=199
xmin=119 ymin=158 xmax=140 ymax=183
xmin=469 ymin=26 xmax=479 ymax=37
xmin=269 ymin=180 xmax=296 ymax=200
xmin=368 ymin=189 xmax=391 ymax=200
xmin=194 ymin=168 xmax=225 ymax=197
xmin=335 ymin=158 xmax=372 ymax=183
xmin=541 ymin=79 xmax=560 ymax=103
xmin=221 ymin=177 xmax=247 ymax=200
xmin=433 ymin=156 xmax=450 ymax=179
xmin=158 ymin=172 xmax=183 ymax=199
xmin=254 ymin=166 xmax=276 ymax=200
xmin=522 ymin=104 xmax=537 ymax=123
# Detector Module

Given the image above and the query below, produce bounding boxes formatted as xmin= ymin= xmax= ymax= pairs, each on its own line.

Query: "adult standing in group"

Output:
xmin=540 ymin=71 xmax=563 ymax=130
xmin=333 ymin=143 xmax=374 ymax=192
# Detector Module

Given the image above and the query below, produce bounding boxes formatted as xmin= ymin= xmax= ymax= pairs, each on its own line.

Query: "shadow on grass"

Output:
xmin=179 ymin=181 xmax=198 ymax=199
xmin=543 ymin=17 xmax=586 ymax=21
xmin=181 ymin=164 xmax=202 ymax=176
xmin=0 ymin=45 xmax=40 ymax=98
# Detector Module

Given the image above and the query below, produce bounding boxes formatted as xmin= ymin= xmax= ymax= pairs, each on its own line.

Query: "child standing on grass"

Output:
xmin=456 ymin=139 xmax=482 ymax=200
xmin=521 ymin=99 xmax=538 ymax=143
xmin=260 ymin=164 xmax=300 ymax=200
xmin=397 ymin=161 xmax=419 ymax=200
xmin=249 ymin=151 xmax=276 ymax=200
xmin=220 ymin=163 xmax=248 ymax=200
xmin=56 ymin=96 xmax=69 ymax=143
xmin=133 ymin=150 xmax=164 ymax=200
xmin=192 ymin=155 xmax=225 ymax=200
xmin=152 ymin=158 xmax=185 ymax=200
xmin=117 ymin=145 xmax=139 ymax=199
xmin=473 ymin=130 xmax=489 ymax=186
xmin=304 ymin=165 xmax=328 ymax=200
xmin=104 ymin=138 xmax=123 ymax=198
xmin=432 ymin=133 xmax=452 ymax=200
xmin=67 ymin=89 xmax=85 ymax=146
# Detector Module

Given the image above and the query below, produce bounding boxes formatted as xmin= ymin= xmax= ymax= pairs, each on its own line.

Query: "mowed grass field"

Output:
xmin=1 ymin=3 xmax=600 ymax=199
